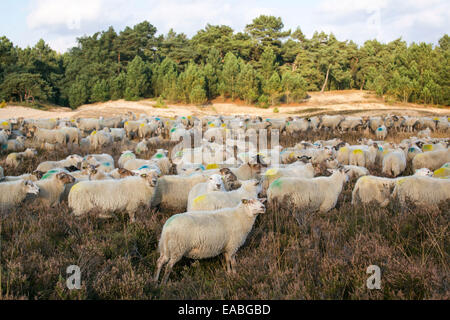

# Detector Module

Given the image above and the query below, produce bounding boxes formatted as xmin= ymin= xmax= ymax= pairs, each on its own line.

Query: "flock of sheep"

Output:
xmin=0 ymin=112 xmax=449 ymax=285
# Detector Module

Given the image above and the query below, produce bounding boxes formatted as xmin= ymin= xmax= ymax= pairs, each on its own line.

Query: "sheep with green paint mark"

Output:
xmin=154 ymin=198 xmax=266 ymax=285
xmin=36 ymin=154 xmax=83 ymax=173
xmin=35 ymin=172 xmax=75 ymax=207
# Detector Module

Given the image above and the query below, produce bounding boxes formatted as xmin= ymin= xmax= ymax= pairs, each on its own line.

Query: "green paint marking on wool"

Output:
xmin=41 ymin=173 xmax=54 ymax=180
xmin=271 ymin=178 xmax=282 ymax=189
xmin=155 ymin=153 xmax=163 ymax=159
xmin=170 ymin=128 xmax=176 ymax=133
xmin=164 ymin=214 xmax=178 ymax=228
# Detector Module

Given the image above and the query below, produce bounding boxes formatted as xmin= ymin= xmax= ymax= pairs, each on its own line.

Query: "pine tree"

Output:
xmin=124 ymin=56 xmax=149 ymax=101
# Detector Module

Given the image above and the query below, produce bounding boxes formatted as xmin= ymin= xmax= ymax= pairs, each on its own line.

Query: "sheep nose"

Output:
xmin=216 ymin=184 xmax=221 ymax=188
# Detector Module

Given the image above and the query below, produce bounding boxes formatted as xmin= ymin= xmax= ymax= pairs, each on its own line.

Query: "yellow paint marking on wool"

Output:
xmin=339 ymin=147 xmax=348 ymax=153
xmin=383 ymin=150 xmax=390 ymax=156
xmin=221 ymin=123 xmax=226 ymax=128
xmin=206 ymin=163 xmax=219 ymax=170
xmin=125 ymin=121 xmax=129 ymax=125
xmin=2 ymin=121 xmax=9 ymax=126
xmin=264 ymin=168 xmax=279 ymax=176
xmin=433 ymin=117 xmax=440 ymax=121
xmin=70 ymin=183 xmax=81 ymax=192
xmin=352 ymin=149 xmax=364 ymax=155
xmin=433 ymin=167 xmax=450 ymax=178
xmin=422 ymin=144 xmax=433 ymax=152
xmin=209 ymin=123 xmax=216 ymax=128
xmin=396 ymin=178 xmax=407 ymax=185
xmin=289 ymin=152 xmax=295 ymax=159
xmin=70 ymin=119 xmax=75 ymax=122
xmin=140 ymin=123 xmax=145 ymax=127
xmin=91 ymin=131 xmax=97 ymax=136
xmin=193 ymin=195 xmax=206 ymax=204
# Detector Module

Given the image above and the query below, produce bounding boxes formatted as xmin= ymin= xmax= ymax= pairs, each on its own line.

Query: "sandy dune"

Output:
xmin=1 ymin=90 xmax=448 ymax=120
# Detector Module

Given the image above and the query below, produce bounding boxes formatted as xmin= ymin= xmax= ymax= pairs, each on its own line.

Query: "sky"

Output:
xmin=1 ymin=0 xmax=449 ymax=53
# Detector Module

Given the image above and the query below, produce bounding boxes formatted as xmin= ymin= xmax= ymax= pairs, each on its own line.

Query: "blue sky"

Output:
xmin=1 ymin=0 xmax=449 ymax=52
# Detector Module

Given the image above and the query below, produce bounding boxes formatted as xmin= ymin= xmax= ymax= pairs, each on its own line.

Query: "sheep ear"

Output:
xmin=140 ymin=174 xmax=147 ymax=178
xmin=242 ymin=199 xmax=249 ymax=204
xmin=258 ymin=198 xmax=267 ymax=204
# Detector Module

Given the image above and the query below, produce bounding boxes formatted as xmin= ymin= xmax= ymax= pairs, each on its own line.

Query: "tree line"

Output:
xmin=0 ymin=15 xmax=448 ymax=108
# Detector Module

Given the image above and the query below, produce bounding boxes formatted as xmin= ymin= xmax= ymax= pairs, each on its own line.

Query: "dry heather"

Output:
xmin=0 ymin=130 xmax=448 ymax=300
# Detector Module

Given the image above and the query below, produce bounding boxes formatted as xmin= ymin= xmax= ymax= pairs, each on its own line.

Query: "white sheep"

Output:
xmin=0 ymin=165 xmax=4 ymax=181
xmin=189 ymin=179 xmax=261 ymax=212
xmin=118 ymin=150 xmax=136 ymax=168
xmin=35 ymin=172 xmax=75 ymax=207
xmin=351 ymin=168 xmax=433 ymax=207
xmin=5 ymin=148 xmax=37 ymax=168
xmin=68 ymin=172 xmax=159 ymax=222
xmin=187 ymin=174 xmax=226 ymax=211
xmin=267 ymin=168 xmax=349 ymax=213
xmin=376 ymin=125 xmax=387 ymax=140
xmin=151 ymin=174 xmax=210 ymax=212
xmin=154 ymin=198 xmax=265 ymax=285
xmin=392 ymin=176 xmax=449 ymax=207
xmin=36 ymin=154 xmax=83 ymax=173
xmin=135 ymin=140 xmax=149 ymax=154
xmin=412 ymin=148 xmax=450 ymax=171
xmin=5 ymin=136 xmax=26 ymax=152
xmin=382 ymin=149 xmax=407 ymax=177
xmin=0 ymin=179 xmax=40 ymax=210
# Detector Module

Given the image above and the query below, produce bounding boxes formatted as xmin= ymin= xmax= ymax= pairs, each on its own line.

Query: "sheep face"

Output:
xmin=242 ymin=198 xmax=266 ymax=216
xmin=118 ymin=168 xmax=136 ymax=178
xmin=24 ymin=180 xmax=40 ymax=195
xmin=56 ymin=172 xmax=76 ymax=184
xmin=414 ymin=168 xmax=433 ymax=176
xmin=208 ymin=174 xmax=225 ymax=191
xmin=140 ymin=172 xmax=158 ymax=187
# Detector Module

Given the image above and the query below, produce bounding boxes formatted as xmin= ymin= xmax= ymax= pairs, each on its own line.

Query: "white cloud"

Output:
xmin=23 ymin=0 xmax=450 ymax=52
xmin=27 ymin=0 xmax=104 ymax=31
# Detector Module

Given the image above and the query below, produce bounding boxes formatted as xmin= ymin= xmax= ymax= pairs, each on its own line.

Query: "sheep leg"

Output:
xmin=154 ymin=255 xmax=169 ymax=283
xmin=230 ymin=255 xmax=237 ymax=274
xmin=161 ymin=258 xmax=178 ymax=286
xmin=224 ymin=252 xmax=232 ymax=273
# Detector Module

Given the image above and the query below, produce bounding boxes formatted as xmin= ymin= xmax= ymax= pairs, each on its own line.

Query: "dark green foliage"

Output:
xmin=0 ymin=17 xmax=448 ymax=108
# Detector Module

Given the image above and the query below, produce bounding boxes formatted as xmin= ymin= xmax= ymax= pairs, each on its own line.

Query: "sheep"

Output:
xmin=219 ymin=168 xmax=242 ymax=191
xmin=187 ymin=174 xmax=226 ymax=211
xmin=76 ymin=118 xmax=102 ymax=133
xmin=135 ymin=140 xmax=149 ymax=155
xmin=138 ymin=122 xmax=160 ymax=139
xmin=392 ymin=176 xmax=450 ymax=207
xmin=5 ymin=148 xmax=37 ymax=168
xmin=107 ymin=128 xmax=126 ymax=142
xmin=260 ymin=163 xmax=316 ymax=196
xmin=417 ymin=128 xmax=431 ymax=138
xmin=189 ymin=179 xmax=261 ymax=212
xmin=87 ymin=164 xmax=114 ymax=180
xmin=319 ymin=115 xmax=344 ymax=131
xmin=151 ymin=174 xmax=210 ymax=212
xmin=0 ymin=179 xmax=40 ymax=210
xmin=154 ymin=198 xmax=265 ymax=285
xmin=118 ymin=150 xmax=136 ymax=168
xmin=2 ymin=173 xmax=39 ymax=182
xmin=30 ymin=127 xmax=66 ymax=146
xmin=339 ymin=117 xmax=363 ymax=132
xmin=267 ymin=168 xmax=348 ymax=213
xmin=36 ymin=154 xmax=83 ymax=173
xmin=35 ymin=172 xmax=75 ymax=207
xmin=382 ymin=149 xmax=407 ymax=177
xmin=5 ymin=136 xmax=26 ymax=152
xmin=412 ymin=148 xmax=450 ymax=172
xmin=0 ymin=129 xmax=8 ymax=146
xmin=59 ymin=126 xmax=81 ymax=145
xmin=82 ymin=154 xmax=115 ymax=172
xmin=342 ymin=165 xmax=369 ymax=180
xmin=0 ymin=165 xmax=4 ymax=181
xmin=229 ymin=162 xmax=266 ymax=181
xmin=108 ymin=168 xmax=136 ymax=179
xmin=351 ymin=168 xmax=433 ymax=207
xmin=99 ymin=116 xmax=122 ymax=128
xmin=376 ymin=125 xmax=387 ymax=140
xmin=124 ymin=120 xmax=145 ymax=139
xmin=68 ymin=172 xmax=159 ymax=223
xmin=89 ymin=130 xmax=113 ymax=150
